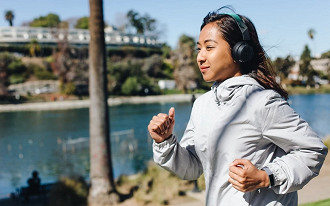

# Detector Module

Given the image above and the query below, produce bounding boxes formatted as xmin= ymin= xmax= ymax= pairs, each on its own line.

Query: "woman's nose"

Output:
xmin=197 ymin=50 xmax=206 ymax=63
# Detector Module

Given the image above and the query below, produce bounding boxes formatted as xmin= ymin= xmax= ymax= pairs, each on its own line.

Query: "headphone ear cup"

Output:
xmin=232 ymin=41 xmax=254 ymax=63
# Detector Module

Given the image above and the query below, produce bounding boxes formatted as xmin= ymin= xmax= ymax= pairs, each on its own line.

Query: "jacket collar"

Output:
xmin=211 ymin=75 xmax=262 ymax=105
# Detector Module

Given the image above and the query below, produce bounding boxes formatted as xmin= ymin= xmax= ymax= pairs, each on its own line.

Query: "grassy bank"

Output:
xmin=286 ymin=84 xmax=330 ymax=95
xmin=300 ymin=198 xmax=330 ymax=206
xmin=323 ymin=136 xmax=330 ymax=148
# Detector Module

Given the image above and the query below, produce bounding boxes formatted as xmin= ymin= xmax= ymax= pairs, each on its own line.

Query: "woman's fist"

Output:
xmin=148 ymin=107 xmax=175 ymax=143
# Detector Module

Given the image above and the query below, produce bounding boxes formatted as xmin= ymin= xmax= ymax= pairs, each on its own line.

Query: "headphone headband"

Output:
xmin=224 ymin=13 xmax=250 ymax=41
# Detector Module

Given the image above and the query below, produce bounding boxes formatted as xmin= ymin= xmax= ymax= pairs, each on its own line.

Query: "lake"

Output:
xmin=0 ymin=94 xmax=329 ymax=197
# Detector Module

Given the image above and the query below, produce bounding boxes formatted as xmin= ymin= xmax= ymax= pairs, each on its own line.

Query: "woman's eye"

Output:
xmin=206 ymin=46 xmax=214 ymax=50
xmin=195 ymin=48 xmax=201 ymax=53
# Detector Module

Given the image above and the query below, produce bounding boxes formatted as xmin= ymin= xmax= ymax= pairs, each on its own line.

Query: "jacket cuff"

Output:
xmin=153 ymin=134 xmax=177 ymax=151
xmin=265 ymin=162 xmax=286 ymax=187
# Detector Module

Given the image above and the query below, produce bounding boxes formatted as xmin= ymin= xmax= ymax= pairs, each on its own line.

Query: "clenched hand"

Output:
xmin=228 ymin=159 xmax=270 ymax=192
xmin=148 ymin=107 xmax=175 ymax=143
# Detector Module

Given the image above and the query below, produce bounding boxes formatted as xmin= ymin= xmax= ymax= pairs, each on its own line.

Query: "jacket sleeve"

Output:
xmin=261 ymin=94 xmax=328 ymax=194
xmin=153 ymin=108 xmax=203 ymax=180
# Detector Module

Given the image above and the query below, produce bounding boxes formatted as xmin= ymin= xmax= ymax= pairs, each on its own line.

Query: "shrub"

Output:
xmin=60 ymin=82 xmax=76 ymax=95
xmin=121 ymin=77 xmax=141 ymax=96
xmin=48 ymin=176 xmax=88 ymax=206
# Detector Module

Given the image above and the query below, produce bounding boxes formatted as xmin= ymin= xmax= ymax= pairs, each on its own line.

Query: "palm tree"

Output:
xmin=28 ymin=39 xmax=41 ymax=57
xmin=307 ymin=28 xmax=316 ymax=58
xmin=5 ymin=10 xmax=14 ymax=26
xmin=88 ymin=0 xmax=119 ymax=205
xmin=307 ymin=28 xmax=316 ymax=40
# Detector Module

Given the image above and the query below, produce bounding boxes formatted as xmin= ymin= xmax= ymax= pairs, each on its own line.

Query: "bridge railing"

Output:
xmin=0 ymin=26 xmax=160 ymax=47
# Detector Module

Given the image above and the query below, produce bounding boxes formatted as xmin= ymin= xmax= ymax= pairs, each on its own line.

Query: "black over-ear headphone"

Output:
xmin=225 ymin=13 xmax=254 ymax=63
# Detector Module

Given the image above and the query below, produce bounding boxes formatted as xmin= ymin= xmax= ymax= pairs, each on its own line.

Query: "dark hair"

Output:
xmin=200 ymin=7 xmax=288 ymax=100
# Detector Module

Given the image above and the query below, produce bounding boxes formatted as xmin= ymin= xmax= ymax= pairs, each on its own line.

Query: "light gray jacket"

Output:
xmin=153 ymin=75 xmax=328 ymax=206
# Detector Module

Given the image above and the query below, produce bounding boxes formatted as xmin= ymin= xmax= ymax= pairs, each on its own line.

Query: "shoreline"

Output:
xmin=0 ymin=94 xmax=198 ymax=113
xmin=1 ymin=89 xmax=329 ymax=113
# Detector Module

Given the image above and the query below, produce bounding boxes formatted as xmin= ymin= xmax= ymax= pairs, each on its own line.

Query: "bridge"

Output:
xmin=0 ymin=26 xmax=160 ymax=48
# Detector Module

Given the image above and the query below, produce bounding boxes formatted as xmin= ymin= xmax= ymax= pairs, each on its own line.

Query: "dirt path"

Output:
xmin=298 ymin=152 xmax=330 ymax=204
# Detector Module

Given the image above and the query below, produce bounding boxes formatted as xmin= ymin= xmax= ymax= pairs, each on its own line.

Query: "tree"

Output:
xmin=75 ymin=16 xmax=89 ymax=29
xmin=0 ymin=53 xmax=13 ymax=95
xmin=29 ymin=13 xmax=61 ymax=27
xmin=307 ymin=28 xmax=316 ymax=40
xmin=126 ymin=10 xmax=156 ymax=34
xmin=27 ymin=39 xmax=41 ymax=57
xmin=88 ymin=0 xmax=119 ymax=205
xmin=320 ymin=50 xmax=330 ymax=59
xmin=272 ymin=55 xmax=295 ymax=80
xmin=300 ymin=45 xmax=314 ymax=85
xmin=307 ymin=28 xmax=316 ymax=58
xmin=4 ymin=10 xmax=14 ymax=26
xmin=172 ymin=34 xmax=198 ymax=92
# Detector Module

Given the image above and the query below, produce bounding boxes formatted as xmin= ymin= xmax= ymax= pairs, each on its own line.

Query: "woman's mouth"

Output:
xmin=200 ymin=66 xmax=209 ymax=73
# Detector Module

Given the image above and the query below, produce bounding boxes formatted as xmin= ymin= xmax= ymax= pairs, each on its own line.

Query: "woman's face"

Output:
xmin=197 ymin=22 xmax=241 ymax=82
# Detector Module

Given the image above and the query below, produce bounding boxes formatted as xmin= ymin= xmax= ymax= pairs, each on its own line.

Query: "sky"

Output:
xmin=1 ymin=0 xmax=330 ymax=60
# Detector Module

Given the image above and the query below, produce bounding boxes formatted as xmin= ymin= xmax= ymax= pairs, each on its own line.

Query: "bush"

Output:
xmin=121 ymin=77 xmax=141 ymax=96
xmin=9 ymin=74 xmax=25 ymax=84
xmin=28 ymin=63 xmax=57 ymax=80
xmin=60 ymin=82 xmax=76 ymax=95
xmin=48 ymin=176 xmax=88 ymax=206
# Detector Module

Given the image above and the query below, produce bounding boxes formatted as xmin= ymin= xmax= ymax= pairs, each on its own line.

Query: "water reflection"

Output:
xmin=0 ymin=102 xmax=191 ymax=197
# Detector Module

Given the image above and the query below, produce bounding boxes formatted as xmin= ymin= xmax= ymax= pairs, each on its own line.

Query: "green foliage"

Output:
xmin=75 ymin=16 xmax=89 ymax=29
xmin=8 ymin=61 xmax=27 ymax=74
xmin=126 ymin=10 xmax=156 ymax=34
xmin=323 ymin=137 xmax=330 ymax=149
xmin=299 ymin=45 xmax=315 ymax=85
xmin=272 ymin=55 xmax=295 ymax=79
xmin=60 ymin=82 xmax=76 ymax=95
xmin=0 ymin=45 xmax=54 ymax=57
xmin=286 ymin=84 xmax=330 ymax=95
xmin=4 ymin=10 xmax=14 ymax=26
xmin=107 ymin=58 xmax=161 ymax=96
xmin=6 ymin=59 xmax=28 ymax=84
xmin=48 ymin=176 xmax=88 ymax=206
xmin=9 ymin=74 xmax=25 ymax=84
xmin=300 ymin=198 xmax=330 ymax=206
xmin=307 ymin=28 xmax=316 ymax=40
xmin=320 ymin=50 xmax=330 ymax=59
xmin=300 ymin=45 xmax=311 ymax=62
xmin=173 ymin=34 xmax=199 ymax=92
xmin=27 ymin=63 xmax=57 ymax=80
xmin=162 ymin=62 xmax=174 ymax=79
xmin=107 ymin=47 xmax=162 ymax=58
xmin=29 ymin=13 xmax=61 ymax=27
xmin=121 ymin=77 xmax=141 ymax=95
xmin=161 ymin=43 xmax=172 ymax=59
xmin=179 ymin=34 xmax=195 ymax=49
xmin=27 ymin=39 xmax=41 ymax=57
xmin=0 ymin=52 xmax=16 ymax=67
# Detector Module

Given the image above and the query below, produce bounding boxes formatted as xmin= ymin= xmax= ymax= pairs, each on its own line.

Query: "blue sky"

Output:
xmin=1 ymin=0 xmax=330 ymax=60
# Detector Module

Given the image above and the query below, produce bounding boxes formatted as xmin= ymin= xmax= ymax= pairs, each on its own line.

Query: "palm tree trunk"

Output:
xmin=88 ymin=0 xmax=119 ymax=205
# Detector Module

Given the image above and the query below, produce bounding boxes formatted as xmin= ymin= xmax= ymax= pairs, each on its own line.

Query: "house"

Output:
xmin=158 ymin=80 xmax=176 ymax=90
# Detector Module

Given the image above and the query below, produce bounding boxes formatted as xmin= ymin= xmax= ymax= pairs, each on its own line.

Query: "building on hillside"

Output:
xmin=8 ymin=80 xmax=59 ymax=96
xmin=310 ymin=58 xmax=330 ymax=74
xmin=158 ymin=80 xmax=176 ymax=90
xmin=288 ymin=62 xmax=301 ymax=81
xmin=288 ymin=58 xmax=330 ymax=82
xmin=0 ymin=26 xmax=160 ymax=48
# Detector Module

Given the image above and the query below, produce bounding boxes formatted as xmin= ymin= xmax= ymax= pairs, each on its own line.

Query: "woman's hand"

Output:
xmin=148 ymin=107 xmax=175 ymax=143
xmin=228 ymin=159 xmax=270 ymax=192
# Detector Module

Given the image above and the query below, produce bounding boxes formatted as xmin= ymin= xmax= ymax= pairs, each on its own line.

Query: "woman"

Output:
xmin=147 ymin=8 xmax=328 ymax=206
